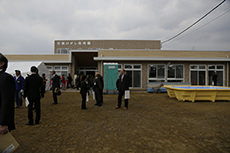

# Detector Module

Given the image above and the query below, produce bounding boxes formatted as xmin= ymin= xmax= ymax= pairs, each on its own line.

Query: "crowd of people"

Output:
xmin=0 ymin=53 xmax=131 ymax=136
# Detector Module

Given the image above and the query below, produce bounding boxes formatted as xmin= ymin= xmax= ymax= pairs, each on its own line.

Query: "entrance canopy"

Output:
xmin=6 ymin=61 xmax=50 ymax=90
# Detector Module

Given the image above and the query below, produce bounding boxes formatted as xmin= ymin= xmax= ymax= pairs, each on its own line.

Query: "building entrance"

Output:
xmin=72 ymin=51 xmax=98 ymax=76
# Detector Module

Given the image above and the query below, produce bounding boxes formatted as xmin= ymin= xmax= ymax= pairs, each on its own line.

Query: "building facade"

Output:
xmin=5 ymin=40 xmax=230 ymax=90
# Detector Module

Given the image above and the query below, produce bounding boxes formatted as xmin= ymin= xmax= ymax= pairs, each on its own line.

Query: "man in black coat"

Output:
xmin=0 ymin=53 xmax=16 ymax=134
xmin=93 ymin=72 xmax=104 ymax=106
xmin=51 ymin=71 xmax=60 ymax=104
xmin=116 ymin=69 xmax=130 ymax=110
xmin=80 ymin=75 xmax=89 ymax=110
xmin=24 ymin=66 xmax=43 ymax=125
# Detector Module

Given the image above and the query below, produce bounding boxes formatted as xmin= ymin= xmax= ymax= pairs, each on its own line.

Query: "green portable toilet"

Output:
xmin=104 ymin=63 xmax=118 ymax=94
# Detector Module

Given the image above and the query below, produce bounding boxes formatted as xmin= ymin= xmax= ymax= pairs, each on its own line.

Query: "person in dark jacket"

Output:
xmin=41 ymin=73 xmax=47 ymax=98
xmin=80 ymin=75 xmax=89 ymax=110
xmin=93 ymin=72 xmax=104 ymax=106
xmin=51 ymin=71 xmax=60 ymax=104
xmin=67 ymin=73 xmax=73 ymax=88
xmin=0 ymin=53 xmax=16 ymax=134
xmin=24 ymin=66 xmax=43 ymax=125
xmin=116 ymin=69 xmax=130 ymax=110
xmin=75 ymin=74 xmax=80 ymax=90
xmin=14 ymin=70 xmax=24 ymax=108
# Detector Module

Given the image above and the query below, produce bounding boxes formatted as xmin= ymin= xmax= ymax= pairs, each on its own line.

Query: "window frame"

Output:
xmin=167 ymin=64 xmax=184 ymax=82
xmin=124 ymin=64 xmax=142 ymax=88
xmin=189 ymin=64 xmax=207 ymax=85
xmin=208 ymin=64 xmax=225 ymax=86
xmin=148 ymin=64 xmax=166 ymax=82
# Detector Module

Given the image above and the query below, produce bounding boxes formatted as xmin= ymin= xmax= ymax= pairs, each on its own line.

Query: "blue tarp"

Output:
xmin=147 ymin=88 xmax=167 ymax=93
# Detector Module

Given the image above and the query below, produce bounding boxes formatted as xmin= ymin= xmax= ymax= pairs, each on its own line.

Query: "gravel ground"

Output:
xmin=11 ymin=91 xmax=230 ymax=153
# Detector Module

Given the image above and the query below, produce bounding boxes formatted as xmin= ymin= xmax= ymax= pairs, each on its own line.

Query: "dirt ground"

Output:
xmin=11 ymin=91 xmax=230 ymax=153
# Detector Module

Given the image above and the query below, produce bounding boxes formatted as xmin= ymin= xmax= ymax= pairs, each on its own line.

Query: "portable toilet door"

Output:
xmin=104 ymin=63 xmax=118 ymax=94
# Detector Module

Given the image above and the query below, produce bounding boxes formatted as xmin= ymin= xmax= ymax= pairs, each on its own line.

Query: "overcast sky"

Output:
xmin=0 ymin=0 xmax=230 ymax=54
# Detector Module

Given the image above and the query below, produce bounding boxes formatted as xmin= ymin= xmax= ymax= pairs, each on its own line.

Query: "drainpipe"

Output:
xmin=100 ymin=54 xmax=103 ymax=75
xmin=227 ymin=61 xmax=229 ymax=87
xmin=101 ymin=60 xmax=103 ymax=75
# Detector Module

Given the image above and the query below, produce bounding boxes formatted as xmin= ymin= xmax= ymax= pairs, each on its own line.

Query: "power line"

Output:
xmin=191 ymin=8 xmax=230 ymax=32
xmin=187 ymin=8 xmax=230 ymax=35
xmin=163 ymin=7 xmax=230 ymax=46
xmin=162 ymin=0 xmax=227 ymax=45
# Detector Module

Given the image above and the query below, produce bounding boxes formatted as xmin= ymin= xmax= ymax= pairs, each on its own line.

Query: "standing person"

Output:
xmin=212 ymin=71 xmax=218 ymax=86
xmin=24 ymin=66 xmax=43 ymax=125
xmin=67 ymin=73 xmax=73 ymax=88
xmin=93 ymin=72 xmax=104 ymax=107
xmin=73 ymin=74 xmax=77 ymax=88
xmin=116 ymin=69 xmax=130 ymax=110
xmin=0 ymin=54 xmax=16 ymax=134
xmin=61 ymin=74 xmax=66 ymax=89
xmin=89 ymin=74 xmax=94 ymax=88
xmin=51 ymin=71 xmax=60 ymax=104
xmin=76 ymin=75 xmax=80 ymax=90
xmin=14 ymin=70 xmax=24 ymax=108
xmin=80 ymin=75 xmax=89 ymax=110
xmin=41 ymin=73 xmax=47 ymax=98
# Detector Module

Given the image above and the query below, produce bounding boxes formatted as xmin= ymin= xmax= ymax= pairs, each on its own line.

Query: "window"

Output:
xmin=190 ymin=65 xmax=206 ymax=85
xmin=148 ymin=64 xmax=165 ymax=82
xmin=78 ymin=41 xmax=82 ymax=45
xmin=125 ymin=65 xmax=132 ymax=69
xmin=56 ymin=48 xmax=69 ymax=54
xmin=118 ymin=64 xmax=122 ymax=70
xmin=62 ymin=66 xmax=68 ymax=71
xmin=124 ymin=64 xmax=142 ymax=88
xmin=56 ymin=42 xmax=61 ymax=45
xmin=157 ymin=65 xmax=165 ymax=78
xmin=199 ymin=65 xmax=206 ymax=69
xmin=134 ymin=65 xmax=141 ymax=69
xmin=54 ymin=66 xmax=61 ymax=71
xmin=87 ymin=41 xmax=91 ymax=45
xmin=47 ymin=66 xmax=53 ymax=71
xmin=54 ymin=66 xmax=69 ymax=77
xmin=83 ymin=41 xmax=86 ymax=45
xmin=148 ymin=64 xmax=184 ymax=83
xmin=167 ymin=65 xmax=184 ymax=82
xmin=208 ymin=65 xmax=224 ymax=86
xmin=217 ymin=65 xmax=224 ymax=70
xmin=190 ymin=65 xmax=197 ymax=69
xmin=208 ymin=65 xmax=215 ymax=70
xmin=149 ymin=65 xmax=156 ymax=78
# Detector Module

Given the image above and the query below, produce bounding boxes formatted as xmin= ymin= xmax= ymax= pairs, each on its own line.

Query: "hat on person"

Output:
xmin=15 ymin=70 xmax=21 ymax=73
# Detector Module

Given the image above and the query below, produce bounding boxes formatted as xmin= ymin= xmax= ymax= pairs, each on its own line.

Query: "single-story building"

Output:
xmin=5 ymin=40 xmax=230 ymax=90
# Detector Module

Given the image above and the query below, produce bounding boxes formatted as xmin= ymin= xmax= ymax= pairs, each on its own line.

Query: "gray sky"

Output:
xmin=0 ymin=0 xmax=230 ymax=54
